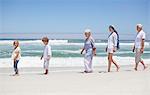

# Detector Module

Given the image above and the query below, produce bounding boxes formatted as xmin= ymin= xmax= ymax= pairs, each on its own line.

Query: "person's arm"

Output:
xmin=47 ymin=55 xmax=51 ymax=60
xmin=81 ymin=48 xmax=85 ymax=54
xmin=91 ymin=39 xmax=96 ymax=56
xmin=105 ymin=46 xmax=108 ymax=52
xmin=113 ymin=34 xmax=117 ymax=52
xmin=81 ymin=41 xmax=86 ymax=54
xmin=140 ymin=32 xmax=145 ymax=53
xmin=14 ymin=51 xmax=19 ymax=61
xmin=132 ymin=44 xmax=135 ymax=52
xmin=47 ymin=46 xmax=52 ymax=60
xmin=140 ymin=39 xmax=145 ymax=53
xmin=93 ymin=48 xmax=96 ymax=56
xmin=40 ymin=55 xmax=43 ymax=60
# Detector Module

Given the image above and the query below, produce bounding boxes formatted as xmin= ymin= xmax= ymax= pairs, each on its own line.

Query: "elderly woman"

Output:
xmin=132 ymin=24 xmax=147 ymax=71
xmin=81 ymin=29 xmax=96 ymax=73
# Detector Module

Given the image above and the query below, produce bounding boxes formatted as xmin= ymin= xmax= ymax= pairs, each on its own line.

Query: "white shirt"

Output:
xmin=12 ymin=47 xmax=21 ymax=60
xmin=107 ymin=32 xmax=117 ymax=49
xmin=43 ymin=44 xmax=52 ymax=60
xmin=135 ymin=30 xmax=146 ymax=48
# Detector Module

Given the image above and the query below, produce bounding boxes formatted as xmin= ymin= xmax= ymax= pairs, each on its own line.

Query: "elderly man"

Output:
xmin=132 ymin=24 xmax=147 ymax=71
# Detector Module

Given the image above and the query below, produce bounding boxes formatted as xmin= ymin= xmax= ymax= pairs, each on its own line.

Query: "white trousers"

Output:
xmin=84 ymin=55 xmax=93 ymax=72
xmin=43 ymin=60 xmax=49 ymax=70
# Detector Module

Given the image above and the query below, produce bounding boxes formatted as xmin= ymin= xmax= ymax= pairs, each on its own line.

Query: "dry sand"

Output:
xmin=0 ymin=65 xmax=150 ymax=95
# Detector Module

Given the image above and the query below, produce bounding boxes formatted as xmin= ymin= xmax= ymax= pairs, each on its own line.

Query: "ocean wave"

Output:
xmin=22 ymin=50 xmax=43 ymax=53
xmin=0 ymin=40 xmax=68 ymax=44
xmin=0 ymin=40 xmax=149 ymax=46
xmin=53 ymin=50 xmax=81 ymax=54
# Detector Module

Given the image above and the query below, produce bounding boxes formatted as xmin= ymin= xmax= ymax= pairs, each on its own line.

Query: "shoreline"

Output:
xmin=0 ymin=56 xmax=150 ymax=68
xmin=0 ymin=64 xmax=149 ymax=74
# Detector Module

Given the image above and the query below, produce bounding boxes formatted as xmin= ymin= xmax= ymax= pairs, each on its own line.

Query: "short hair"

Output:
xmin=42 ymin=37 xmax=49 ymax=42
xmin=137 ymin=24 xmax=143 ymax=28
xmin=84 ymin=28 xmax=92 ymax=33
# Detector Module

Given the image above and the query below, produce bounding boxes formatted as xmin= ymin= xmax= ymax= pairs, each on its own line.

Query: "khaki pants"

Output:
xmin=135 ymin=48 xmax=142 ymax=64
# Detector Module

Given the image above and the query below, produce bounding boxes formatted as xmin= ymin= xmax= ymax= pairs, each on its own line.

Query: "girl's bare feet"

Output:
xmin=44 ymin=69 xmax=48 ymax=75
xmin=117 ymin=66 xmax=120 ymax=72
xmin=134 ymin=68 xmax=137 ymax=71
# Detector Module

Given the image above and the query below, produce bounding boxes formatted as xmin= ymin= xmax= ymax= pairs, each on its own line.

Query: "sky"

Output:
xmin=0 ymin=0 xmax=149 ymax=39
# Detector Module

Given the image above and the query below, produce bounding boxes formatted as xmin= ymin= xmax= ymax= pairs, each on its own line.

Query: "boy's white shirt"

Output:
xmin=43 ymin=44 xmax=52 ymax=61
xmin=11 ymin=47 xmax=21 ymax=60
xmin=135 ymin=30 xmax=145 ymax=49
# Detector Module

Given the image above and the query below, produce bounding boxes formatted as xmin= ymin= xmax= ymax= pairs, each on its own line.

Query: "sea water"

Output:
xmin=0 ymin=39 xmax=150 ymax=67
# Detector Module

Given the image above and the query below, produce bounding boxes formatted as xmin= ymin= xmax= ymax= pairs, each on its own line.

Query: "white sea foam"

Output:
xmin=53 ymin=49 xmax=81 ymax=54
xmin=0 ymin=56 xmax=150 ymax=68
xmin=0 ymin=40 xmax=68 ymax=45
xmin=0 ymin=40 xmax=149 ymax=46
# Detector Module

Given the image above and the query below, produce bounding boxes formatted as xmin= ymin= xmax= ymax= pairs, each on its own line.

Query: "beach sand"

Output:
xmin=0 ymin=66 xmax=150 ymax=95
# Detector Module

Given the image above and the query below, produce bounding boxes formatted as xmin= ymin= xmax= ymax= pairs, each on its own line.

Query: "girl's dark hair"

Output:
xmin=109 ymin=25 xmax=120 ymax=49
xmin=13 ymin=40 xmax=19 ymax=50
xmin=42 ymin=37 xmax=49 ymax=42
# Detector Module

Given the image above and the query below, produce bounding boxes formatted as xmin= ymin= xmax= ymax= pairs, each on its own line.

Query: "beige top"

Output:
xmin=12 ymin=47 xmax=21 ymax=60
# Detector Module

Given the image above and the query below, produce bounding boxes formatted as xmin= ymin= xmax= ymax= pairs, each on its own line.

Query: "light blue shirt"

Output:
xmin=84 ymin=37 xmax=96 ymax=56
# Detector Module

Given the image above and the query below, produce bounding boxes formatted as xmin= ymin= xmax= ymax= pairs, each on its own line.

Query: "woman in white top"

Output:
xmin=106 ymin=25 xmax=120 ymax=72
xmin=11 ymin=40 xmax=21 ymax=75
xmin=132 ymin=24 xmax=147 ymax=71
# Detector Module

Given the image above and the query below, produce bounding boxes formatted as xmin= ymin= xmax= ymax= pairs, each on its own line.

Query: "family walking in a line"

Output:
xmin=11 ymin=24 xmax=148 ymax=76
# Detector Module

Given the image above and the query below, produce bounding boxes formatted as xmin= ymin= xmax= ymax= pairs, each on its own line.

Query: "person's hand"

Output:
xmin=46 ymin=57 xmax=50 ymax=61
xmin=113 ymin=47 xmax=117 ymax=52
xmin=93 ymin=49 xmax=96 ymax=56
xmin=40 ymin=56 xmax=43 ymax=60
xmin=132 ymin=48 xmax=135 ymax=52
xmin=14 ymin=58 xmax=17 ymax=62
xmin=132 ymin=46 xmax=135 ymax=52
xmin=14 ymin=60 xmax=16 ymax=63
xmin=81 ymin=51 xmax=83 ymax=54
xmin=105 ymin=47 xmax=108 ymax=52
xmin=140 ymin=48 xmax=144 ymax=53
xmin=81 ymin=49 xmax=84 ymax=54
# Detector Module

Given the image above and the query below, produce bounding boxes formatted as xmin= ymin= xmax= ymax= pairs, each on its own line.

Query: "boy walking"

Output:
xmin=41 ymin=37 xmax=52 ymax=75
